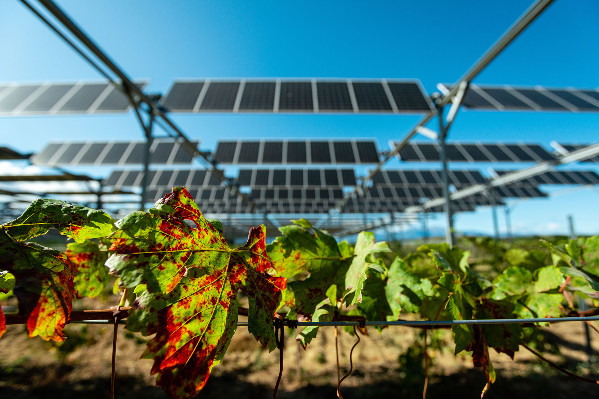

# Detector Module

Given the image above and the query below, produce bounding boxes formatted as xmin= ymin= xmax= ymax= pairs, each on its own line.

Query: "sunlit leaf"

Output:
xmin=66 ymin=239 xmax=110 ymax=298
xmin=343 ymin=231 xmax=390 ymax=306
xmin=2 ymin=199 xmax=114 ymax=243
xmin=0 ymin=230 xmax=74 ymax=341
xmin=110 ymin=187 xmax=284 ymax=398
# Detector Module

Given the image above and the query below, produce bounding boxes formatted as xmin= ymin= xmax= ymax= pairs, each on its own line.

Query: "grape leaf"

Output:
xmin=109 ymin=187 xmax=285 ymax=398
xmin=386 ymin=257 xmax=434 ymax=316
xmin=2 ymin=199 xmax=114 ymax=243
xmin=267 ymin=220 xmax=350 ymax=317
xmin=0 ymin=229 xmax=74 ymax=341
xmin=343 ymin=231 xmax=390 ymax=306
xmin=66 ymin=239 xmax=110 ymax=298
xmin=356 ymin=270 xmax=392 ymax=332
xmin=296 ymin=297 xmax=336 ymax=348
xmin=534 ymin=265 xmax=564 ymax=293
xmin=491 ymin=266 xmax=533 ymax=300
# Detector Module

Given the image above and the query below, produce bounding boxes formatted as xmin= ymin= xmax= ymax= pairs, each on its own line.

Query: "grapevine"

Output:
xmin=1 ymin=187 xmax=599 ymax=398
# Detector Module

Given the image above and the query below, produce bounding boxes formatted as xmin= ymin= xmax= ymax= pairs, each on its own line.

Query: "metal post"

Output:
xmin=504 ymin=205 xmax=512 ymax=239
xmin=139 ymin=114 xmax=155 ymax=210
xmin=568 ymin=214 xmax=594 ymax=363
xmin=567 ymin=214 xmax=576 ymax=240
xmin=437 ymin=104 xmax=454 ymax=246
xmin=489 ymin=189 xmax=500 ymax=240
xmin=421 ymin=211 xmax=429 ymax=243
xmin=96 ymin=179 xmax=103 ymax=210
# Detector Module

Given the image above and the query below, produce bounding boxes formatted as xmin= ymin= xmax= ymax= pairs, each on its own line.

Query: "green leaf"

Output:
xmin=343 ymin=231 xmax=390 ymax=306
xmin=110 ymin=188 xmax=285 ymax=398
xmin=518 ymin=293 xmax=563 ymax=319
xmin=356 ymin=272 xmax=392 ymax=332
xmin=534 ymin=265 xmax=564 ymax=293
xmin=0 ymin=271 xmax=15 ymax=293
xmin=385 ymin=257 xmax=433 ymax=316
xmin=560 ymin=266 xmax=599 ymax=291
xmin=0 ymin=229 xmax=74 ymax=342
xmin=267 ymin=222 xmax=349 ymax=316
xmin=492 ymin=267 xmax=533 ymax=300
xmin=296 ymin=299 xmax=336 ymax=348
xmin=2 ymin=199 xmax=114 ymax=243
xmin=66 ymin=239 xmax=110 ymax=298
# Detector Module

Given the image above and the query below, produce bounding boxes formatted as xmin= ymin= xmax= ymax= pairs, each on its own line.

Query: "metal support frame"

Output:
xmin=504 ymin=205 xmax=512 ymax=239
xmin=490 ymin=189 xmax=500 ymax=240
xmin=436 ymin=103 xmax=454 ymax=246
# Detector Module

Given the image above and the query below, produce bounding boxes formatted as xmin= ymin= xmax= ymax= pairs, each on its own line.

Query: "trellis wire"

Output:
xmin=50 ymin=315 xmax=599 ymax=326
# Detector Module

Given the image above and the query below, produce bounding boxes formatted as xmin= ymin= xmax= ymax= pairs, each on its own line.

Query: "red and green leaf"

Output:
xmin=109 ymin=187 xmax=285 ymax=398
xmin=66 ymin=239 xmax=110 ymax=298
xmin=0 ymin=229 xmax=74 ymax=341
xmin=2 ymin=199 xmax=114 ymax=243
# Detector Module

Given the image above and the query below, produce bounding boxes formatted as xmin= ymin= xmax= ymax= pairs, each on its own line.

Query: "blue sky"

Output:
xmin=0 ymin=0 xmax=598 ymax=236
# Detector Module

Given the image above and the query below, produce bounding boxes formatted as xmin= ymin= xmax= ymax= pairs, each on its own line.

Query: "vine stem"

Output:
xmin=111 ymin=289 xmax=127 ymax=399
xmin=273 ymin=319 xmax=285 ymax=399
xmin=423 ymin=329 xmax=429 ymax=399
xmin=338 ymin=325 xmax=360 ymax=395
xmin=335 ymin=326 xmax=343 ymax=399
xmin=522 ymin=343 xmax=599 ymax=384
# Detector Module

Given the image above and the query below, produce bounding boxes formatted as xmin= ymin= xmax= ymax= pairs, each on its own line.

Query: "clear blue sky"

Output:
xmin=0 ymin=0 xmax=598 ymax=236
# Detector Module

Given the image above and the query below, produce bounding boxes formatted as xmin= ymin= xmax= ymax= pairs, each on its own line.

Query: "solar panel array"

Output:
xmin=162 ymin=79 xmax=432 ymax=113
xmin=395 ymin=142 xmax=555 ymax=163
xmin=32 ymin=140 xmax=197 ymax=166
xmin=214 ymin=140 xmax=380 ymax=164
xmin=558 ymin=144 xmax=599 ymax=162
xmin=237 ymin=168 xmax=356 ymax=187
xmin=446 ymin=84 xmax=599 ymax=112
xmin=0 ymin=82 xmax=147 ymax=116
xmin=104 ymin=169 xmax=220 ymax=189
xmin=494 ymin=170 xmax=599 ymax=185
xmin=372 ymin=169 xmax=486 ymax=186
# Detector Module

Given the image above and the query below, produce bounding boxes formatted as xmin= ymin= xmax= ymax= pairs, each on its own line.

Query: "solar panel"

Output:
xmin=32 ymin=140 xmax=197 ymax=166
xmin=372 ymin=169 xmax=485 ymax=187
xmin=316 ymin=81 xmax=353 ymax=111
xmin=492 ymin=185 xmax=547 ymax=198
xmin=215 ymin=140 xmax=379 ymax=164
xmin=458 ymin=85 xmax=599 ymax=112
xmin=236 ymin=168 xmax=355 ymax=187
xmin=0 ymin=85 xmax=40 ymax=113
xmin=387 ymin=82 xmax=432 ymax=111
xmin=199 ymin=82 xmax=240 ymax=111
xmin=310 ymin=141 xmax=331 ymax=163
xmin=279 ymin=81 xmax=313 ymax=111
xmin=164 ymin=79 xmax=430 ymax=114
xmin=20 ymin=84 xmax=73 ymax=113
xmin=287 ymin=141 xmax=307 ymax=163
xmin=397 ymin=142 xmax=555 ymax=163
xmin=239 ymin=81 xmax=276 ymax=111
xmin=351 ymin=82 xmax=392 ymax=111
xmin=58 ymin=84 xmax=109 ymax=112
xmin=494 ymin=170 xmax=599 ymax=186
xmin=162 ymin=81 xmax=204 ymax=111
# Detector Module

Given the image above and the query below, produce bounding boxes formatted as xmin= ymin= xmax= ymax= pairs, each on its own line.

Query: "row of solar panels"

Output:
xmin=0 ymin=82 xmax=146 ymax=115
xmin=445 ymin=84 xmax=599 ymax=112
xmin=3 ymin=81 xmax=598 ymax=116
xmin=27 ymin=140 xmax=598 ymax=166
xmin=103 ymin=168 xmax=599 ymax=190
xmin=143 ymin=188 xmax=502 ymax=214
xmin=162 ymin=79 xmax=432 ymax=113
